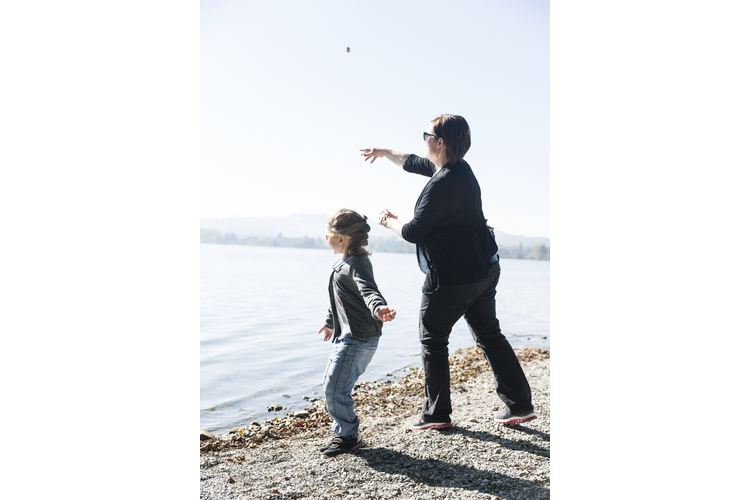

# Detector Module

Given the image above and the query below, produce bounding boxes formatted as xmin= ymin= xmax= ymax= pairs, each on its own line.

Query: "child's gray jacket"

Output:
xmin=325 ymin=254 xmax=387 ymax=342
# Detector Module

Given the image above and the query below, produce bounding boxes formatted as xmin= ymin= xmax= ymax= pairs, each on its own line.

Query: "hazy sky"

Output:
xmin=201 ymin=0 xmax=550 ymax=237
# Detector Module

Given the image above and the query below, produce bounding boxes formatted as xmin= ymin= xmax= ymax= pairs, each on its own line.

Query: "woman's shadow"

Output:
xmin=357 ymin=425 xmax=549 ymax=497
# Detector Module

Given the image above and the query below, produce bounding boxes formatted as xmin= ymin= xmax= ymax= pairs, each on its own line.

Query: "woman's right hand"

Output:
xmin=360 ymin=148 xmax=384 ymax=164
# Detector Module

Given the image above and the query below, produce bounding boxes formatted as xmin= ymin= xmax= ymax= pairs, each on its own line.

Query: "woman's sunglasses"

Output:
xmin=423 ymin=132 xmax=438 ymax=141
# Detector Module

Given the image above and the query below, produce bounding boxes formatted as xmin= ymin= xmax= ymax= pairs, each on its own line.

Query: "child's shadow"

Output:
xmin=358 ymin=446 xmax=548 ymax=497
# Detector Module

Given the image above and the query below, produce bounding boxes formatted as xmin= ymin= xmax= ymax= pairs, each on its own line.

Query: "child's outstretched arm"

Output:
xmin=318 ymin=325 xmax=334 ymax=342
xmin=352 ymin=270 xmax=389 ymax=320
xmin=320 ymin=305 xmax=334 ymax=341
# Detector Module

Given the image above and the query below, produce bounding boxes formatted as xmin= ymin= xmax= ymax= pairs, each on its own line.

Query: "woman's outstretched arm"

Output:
xmin=360 ymin=148 xmax=411 ymax=168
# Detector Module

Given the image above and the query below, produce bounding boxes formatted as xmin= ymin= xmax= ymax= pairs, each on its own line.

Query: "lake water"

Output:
xmin=200 ymin=244 xmax=549 ymax=434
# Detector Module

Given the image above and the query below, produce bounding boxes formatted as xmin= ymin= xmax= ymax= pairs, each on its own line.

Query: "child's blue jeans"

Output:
xmin=323 ymin=332 xmax=379 ymax=437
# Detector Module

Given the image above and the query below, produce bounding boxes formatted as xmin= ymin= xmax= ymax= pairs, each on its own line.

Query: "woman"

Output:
xmin=361 ymin=114 xmax=536 ymax=430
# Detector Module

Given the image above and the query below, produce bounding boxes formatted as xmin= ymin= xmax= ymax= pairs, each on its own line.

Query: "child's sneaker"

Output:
xmin=408 ymin=417 xmax=453 ymax=431
xmin=319 ymin=436 xmax=338 ymax=452
xmin=321 ymin=433 xmax=363 ymax=458
xmin=494 ymin=407 xmax=537 ymax=425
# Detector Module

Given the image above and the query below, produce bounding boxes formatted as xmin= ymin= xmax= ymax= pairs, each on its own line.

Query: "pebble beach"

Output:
xmin=200 ymin=347 xmax=550 ymax=500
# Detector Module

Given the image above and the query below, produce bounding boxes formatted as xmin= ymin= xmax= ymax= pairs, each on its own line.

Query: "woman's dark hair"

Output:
xmin=431 ymin=114 xmax=471 ymax=164
xmin=327 ymin=209 xmax=372 ymax=257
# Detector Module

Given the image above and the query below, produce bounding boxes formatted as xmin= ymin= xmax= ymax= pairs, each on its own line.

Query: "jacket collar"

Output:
xmin=332 ymin=255 xmax=354 ymax=272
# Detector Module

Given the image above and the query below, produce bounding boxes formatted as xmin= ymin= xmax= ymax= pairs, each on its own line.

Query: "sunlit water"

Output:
xmin=200 ymin=244 xmax=549 ymax=434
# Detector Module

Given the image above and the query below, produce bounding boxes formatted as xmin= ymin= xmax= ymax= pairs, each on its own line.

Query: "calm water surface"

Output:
xmin=200 ymin=244 xmax=549 ymax=434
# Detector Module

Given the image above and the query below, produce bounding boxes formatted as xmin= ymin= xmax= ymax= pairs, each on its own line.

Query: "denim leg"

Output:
xmin=463 ymin=266 xmax=534 ymax=413
xmin=322 ymin=333 xmax=379 ymax=437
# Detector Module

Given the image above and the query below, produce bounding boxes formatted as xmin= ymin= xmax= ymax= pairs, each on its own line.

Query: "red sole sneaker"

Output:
xmin=409 ymin=421 xmax=454 ymax=431
xmin=495 ymin=414 xmax=538 ymax=425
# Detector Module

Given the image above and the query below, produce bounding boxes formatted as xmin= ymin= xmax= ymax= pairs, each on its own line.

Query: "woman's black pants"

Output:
xmin=419 ymin=261 xmax=534 ymax=422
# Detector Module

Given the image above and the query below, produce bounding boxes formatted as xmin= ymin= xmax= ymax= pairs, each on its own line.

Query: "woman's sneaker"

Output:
xmin=321 ymin=433 xmax=363 ymax=458
xmin=409 ymin=418 xmax=453 ymax=431
xmin=494 ymin=407 xmax=537 ymax=425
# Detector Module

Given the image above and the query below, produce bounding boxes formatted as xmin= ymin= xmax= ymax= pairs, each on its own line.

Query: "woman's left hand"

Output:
xmin=378 ymin=209 xmax=398 ymax=227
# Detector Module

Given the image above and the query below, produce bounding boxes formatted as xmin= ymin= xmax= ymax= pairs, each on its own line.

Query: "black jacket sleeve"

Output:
xmin=403 ymin=154 xmax=436 ymax=178
xmin=401 ymin=179 xmax=449 ymax=244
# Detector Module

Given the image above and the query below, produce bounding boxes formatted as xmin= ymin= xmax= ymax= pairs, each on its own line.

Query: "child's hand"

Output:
xmin=318 ymin=325 xmax=333 ymax=341
xmin=376 ymin=307 xmax=397 ymax=323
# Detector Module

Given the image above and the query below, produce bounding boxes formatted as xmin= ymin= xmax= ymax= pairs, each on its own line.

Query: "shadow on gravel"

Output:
xmin=446 ymin=426 xmax=550 ymax=458
xmin=359 ymin=447 xmax=549 ymax=498
xmin=505 ymin=423 xmax=550 ymax=441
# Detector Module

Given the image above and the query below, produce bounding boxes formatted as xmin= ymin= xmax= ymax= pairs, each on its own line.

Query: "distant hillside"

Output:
xmin=200 ymin=215 xmax=549 ymax=260
xmin=492 ymin=231 xmax=550 ymax=248
xmin=200 ymin=214 xmax=550 ymax=247
xmin=200 ymin=229 xmax=417 ymax=254
xmin=200 ymin=214 xmax=326 ymax=238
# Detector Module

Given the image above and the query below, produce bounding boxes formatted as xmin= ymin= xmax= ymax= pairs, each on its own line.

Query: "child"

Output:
xmin=317 ymin=209 xmax=396 ymax=458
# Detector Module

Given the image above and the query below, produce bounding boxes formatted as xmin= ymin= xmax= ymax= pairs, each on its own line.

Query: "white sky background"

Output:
xmin=201 ymin=0 xmax=550 ymax=238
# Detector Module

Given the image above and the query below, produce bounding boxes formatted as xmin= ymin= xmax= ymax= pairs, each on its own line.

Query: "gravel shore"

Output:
xmin=200 ymin=347 xmax=550 ymax=500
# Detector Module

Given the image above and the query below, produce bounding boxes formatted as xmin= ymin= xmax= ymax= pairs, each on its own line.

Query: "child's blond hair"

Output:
xmin=327 ymin=209 xmax=372 ymax=257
